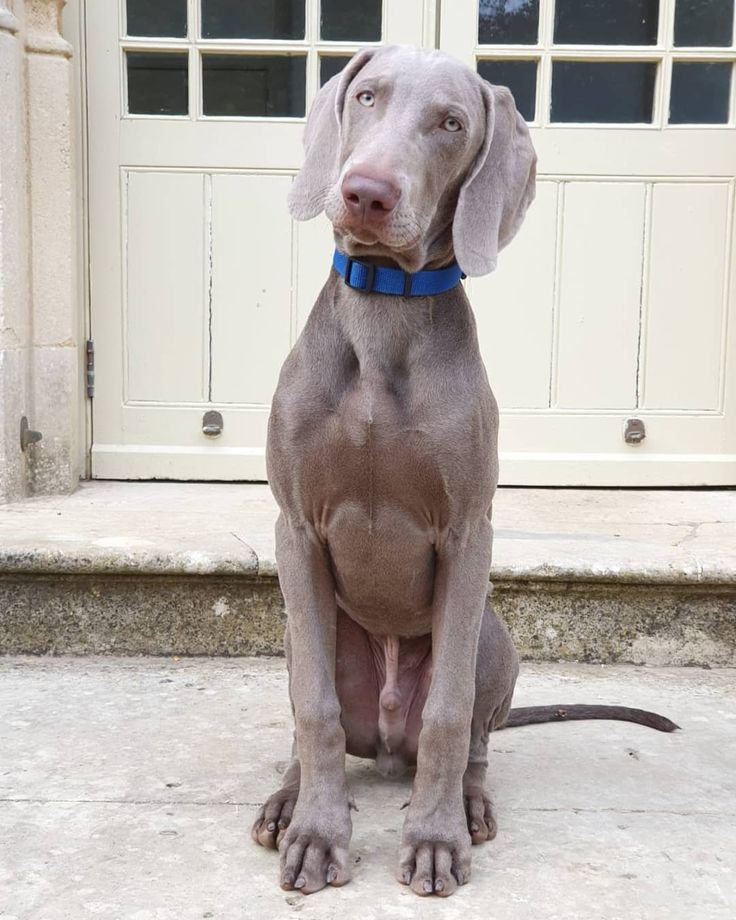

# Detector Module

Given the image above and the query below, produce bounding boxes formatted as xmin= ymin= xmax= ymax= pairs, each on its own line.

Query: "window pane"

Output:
xmin=201 ymin=0 xmax=304 ymax=40
xmin=674 ymin=0 xmax=734 ymax=46
xmin=202 ymin=55 xmax=306 ymax=117
xmin=551 ymin=61 xmax=656 ymax=122
xmin=320 ymin=55 xmax=352 ymax=86
xmin=127 ymin=52 xmax=188 ymax=116
xmin=321 ymin=0 xmax=381 ymax=41
xmin=477 ymin=60 xmax=537 ymax=120
xmin=479 ymin=0 xmax=539 ymax=45
xmin=670 ymin=62 xmax=731 ymax=123
xmin=554 ymin=0 xmax=659 ymax=45
xmin=127 ymin=0 xmax=187 ymax=37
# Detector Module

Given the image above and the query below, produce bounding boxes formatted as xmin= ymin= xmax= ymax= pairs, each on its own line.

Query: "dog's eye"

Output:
xmin=442 ymin=116 xmax=463 ymax=132
xmin=357 ymin=91 xmax=375 ymax=107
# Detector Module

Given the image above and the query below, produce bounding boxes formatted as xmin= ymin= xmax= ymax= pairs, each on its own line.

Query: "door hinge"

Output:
xmin=86 ymin=339 xmax=95 ymax=398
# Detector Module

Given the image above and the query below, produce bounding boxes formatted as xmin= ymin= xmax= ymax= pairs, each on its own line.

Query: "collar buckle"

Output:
xmin=344 ymin=257 xmax=376 ymax=293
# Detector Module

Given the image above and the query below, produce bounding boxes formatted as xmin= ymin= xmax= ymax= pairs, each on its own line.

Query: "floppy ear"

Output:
xmin=288 ymin=48 xmax=377 ymax=221
xmin=453 ymin=82 xmax=537 ymax=277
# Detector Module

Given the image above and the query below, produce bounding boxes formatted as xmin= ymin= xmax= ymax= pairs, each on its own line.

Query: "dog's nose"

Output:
xmin=341 ymin=171 xmax=401 ymax=219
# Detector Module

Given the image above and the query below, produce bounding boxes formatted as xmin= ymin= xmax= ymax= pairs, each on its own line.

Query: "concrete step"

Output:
xmin=1 ymin=482 xmax=735 ymax=665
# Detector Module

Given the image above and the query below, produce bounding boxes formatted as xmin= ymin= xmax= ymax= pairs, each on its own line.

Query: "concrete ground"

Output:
xmin=1 ymin=657 xmax=735 ymax=920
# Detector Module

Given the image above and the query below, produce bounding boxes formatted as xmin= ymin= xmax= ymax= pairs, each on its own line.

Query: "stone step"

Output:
xmin=1 ymin=482 xmax=734 ymax=665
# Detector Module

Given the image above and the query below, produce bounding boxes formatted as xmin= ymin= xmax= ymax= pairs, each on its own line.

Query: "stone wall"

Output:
xmin=0 ymin=0 xmax=81 ymax=503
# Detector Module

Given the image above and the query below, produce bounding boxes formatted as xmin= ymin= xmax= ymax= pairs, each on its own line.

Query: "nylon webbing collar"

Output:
xmin=333 ymin=249 xmax=464 ymax=297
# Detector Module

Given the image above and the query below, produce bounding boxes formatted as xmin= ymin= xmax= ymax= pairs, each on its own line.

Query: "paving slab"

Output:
xmin=1 ymin=657 xmax=735 ymax=920
xmin=0 ymin=481 xmax=735 ymax=584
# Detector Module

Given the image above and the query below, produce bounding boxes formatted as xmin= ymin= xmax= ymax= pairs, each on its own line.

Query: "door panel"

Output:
xmin=125 ymin=171 xmax=207 ymax=404
xmin=209 ymin=173 xmax=294 ymax=405
xmin=643 ymin=181 xmax=731 ymax=412
xmin=555 ymin=182 xmax=645 ymax=410
xmin=442 ymin=0 xmax=736 ymax=484
xmin=471 ymin=180 xmax=558 ymax=410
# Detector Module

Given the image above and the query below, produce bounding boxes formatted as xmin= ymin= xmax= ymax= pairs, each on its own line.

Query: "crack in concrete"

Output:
xmin=0 ymin=798 xmax=733 ymax=819
xmin=510 ymin=806 xmax=735 ymax=818
xmin=0 ymin=796 xmax=262 ymax=807
xmin=673 ymin=523 xmax=702 ymax=548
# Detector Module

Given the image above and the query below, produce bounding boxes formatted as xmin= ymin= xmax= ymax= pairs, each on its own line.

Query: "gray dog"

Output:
xmin=252 ymin=45 xmax=676 ymax=898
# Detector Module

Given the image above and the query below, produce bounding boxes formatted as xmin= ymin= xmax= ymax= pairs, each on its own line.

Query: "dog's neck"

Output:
xmin=327 ymin=268 xmax=469 ymax=380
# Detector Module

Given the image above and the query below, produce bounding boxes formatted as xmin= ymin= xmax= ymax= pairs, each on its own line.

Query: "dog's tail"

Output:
xmin=500 ymin=704 xmax=679 ymax=733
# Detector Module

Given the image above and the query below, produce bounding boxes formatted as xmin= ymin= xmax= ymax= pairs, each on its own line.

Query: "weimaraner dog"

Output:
xmin=252 ymin=45 xmax=676 ymax=898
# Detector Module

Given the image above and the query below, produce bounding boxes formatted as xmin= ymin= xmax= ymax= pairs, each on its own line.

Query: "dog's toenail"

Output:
xmin=327 ymin=866 xmax=337 ymax=883
xmin=435 ymin=879 xmax=444 ymax=892
xmin=294 ymin=877 xmax=305 ymax=889
xmin=422 ymin=880 xmax=433 ymax=893
xmin=470 ymin=821 xmax=479 ymax=832
xmin=267 ymin=821 xmax=276 ymax=831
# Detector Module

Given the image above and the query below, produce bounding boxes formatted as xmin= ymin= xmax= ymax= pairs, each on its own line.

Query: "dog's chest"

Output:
xmin=322 ymin=368 xmax=448 ymax=507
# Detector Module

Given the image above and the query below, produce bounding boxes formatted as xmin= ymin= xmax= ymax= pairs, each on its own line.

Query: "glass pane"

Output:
xmin=674 ymin=0 xmax=734 ymax=47
xmin=201 ymin=0 xmax=304 ymax=40
xmin=554 ymin=0 xmax=659 ymax=45
xmin=551 ymin=61 xmax=656 ymax=122
xmin=670 ymin=62 xmax=731 ymax=123
xmin=478 ymin=0 xmax=539 ymax=45
xmin=127 ymin=52 xmax=188 ymax=116
xmin=127 ymin=0 xmax=187 ymax=37
xmin=320 ymin=55 xmax=352 ymax=86
xmin=202 ymin=54 xmax=306 ymax=117
xmin=477 ymin=60 xmax=537 ymax=120
xmin=321 ymin=0 xmax=381 ymax=41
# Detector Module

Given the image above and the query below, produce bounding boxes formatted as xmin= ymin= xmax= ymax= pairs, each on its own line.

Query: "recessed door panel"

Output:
xmin=643 ymin=182 xmax=731 ymax=412
xmin=209 ymin=173 xmax=294 ymax=405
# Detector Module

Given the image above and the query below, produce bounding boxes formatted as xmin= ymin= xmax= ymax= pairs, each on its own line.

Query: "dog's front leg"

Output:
xmin=398 ymin=520 xmax=493 ymax=897
xmin=275 ymin=514 xmax=352 ymax=894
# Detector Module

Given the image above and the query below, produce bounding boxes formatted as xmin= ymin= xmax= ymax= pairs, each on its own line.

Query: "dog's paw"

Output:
xmin=278 ymin=799 xmax=353 ymax=895
xmin=251 ymin=784 xmax=299 ymax=850
xmin=464 ymin=787 xmax=497 ymax=844
xmin=397 ymin=799 xmax=472 ymax=897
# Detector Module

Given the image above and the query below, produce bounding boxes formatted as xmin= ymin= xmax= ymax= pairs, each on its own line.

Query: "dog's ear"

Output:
xmin=453 ymin=82 xmax=537 ymax=277
xmin=288 ymin=48 xmax=377 ymax=221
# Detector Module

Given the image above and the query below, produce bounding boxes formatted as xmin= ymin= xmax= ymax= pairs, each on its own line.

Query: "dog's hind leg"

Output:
xmin=463 ymin=597 xmax=519 ymax=845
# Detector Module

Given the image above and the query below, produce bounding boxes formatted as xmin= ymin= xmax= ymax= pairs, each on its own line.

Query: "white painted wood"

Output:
xmin=440 ymin=0 xmax=736 ymax=485
xmin=209 ymin=173 xmax=294 ymax=406
xmin=295 ymin=213 xmax=335 ymax=335
xmin=467 ymin=180 xmax=557 ymax=409
xmin=643 ymin=182 xmax=731 ymax=411
xmin=125 ymin=171 xmax=207 ymax=403
xmin=555 ymin=182 xmax=645 ymax=409
xmin=86 ymin=0 xmax=429 ymax=481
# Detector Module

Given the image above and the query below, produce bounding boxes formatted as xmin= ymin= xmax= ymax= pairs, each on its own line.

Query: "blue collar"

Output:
xmin=333 ymin=249 xmax=464 ymax=297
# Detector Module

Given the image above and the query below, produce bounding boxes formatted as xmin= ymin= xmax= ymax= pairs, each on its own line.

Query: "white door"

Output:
xmin=87 ymin=0 xmax=736 ymax=486
xmin=86 ymin=0 xmax=431 ymax=480
xmin=442 ymin=0 xmax=736 ymax=485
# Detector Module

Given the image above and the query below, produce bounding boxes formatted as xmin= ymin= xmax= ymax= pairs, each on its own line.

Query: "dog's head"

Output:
xmin=288 ymin=45 xmax=536 ymax=276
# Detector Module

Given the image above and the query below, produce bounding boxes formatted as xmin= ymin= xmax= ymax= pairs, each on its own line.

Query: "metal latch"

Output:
xmin=202 ymin=409 xmax=223 ymax=437
xmin=624 ymin=418 xmax=646 ymax=444
xmin=20 ymin=416 xmax=42 ymax=452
